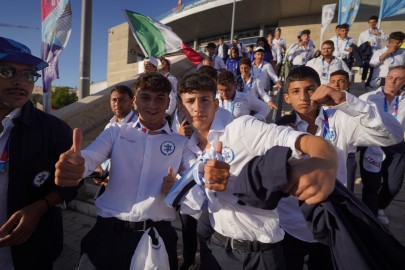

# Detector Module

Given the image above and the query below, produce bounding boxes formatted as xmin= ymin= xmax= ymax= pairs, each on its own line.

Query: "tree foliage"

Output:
xmin=52 ymin=87 xmax=78 ymax=109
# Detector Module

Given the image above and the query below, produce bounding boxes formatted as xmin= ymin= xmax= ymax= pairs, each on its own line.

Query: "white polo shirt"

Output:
xmin=82 ymin=120 xmax=196 ymax=222
xmin=183 ymin=115 xmax=307 ymax=243
xmin=105 ymin=111 xmax=137 ymax=129
xmin=217 ymin=91 xmax=270 ymax=121
xmin=369 ymin=48 xmax=405 ymax=87
xmin=306 ymin=56 xmax=353 ymax=85
xmin=278 ymin=92 xmax=403 ymax=243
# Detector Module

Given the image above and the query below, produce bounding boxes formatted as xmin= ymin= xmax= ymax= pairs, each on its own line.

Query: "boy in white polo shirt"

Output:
xmin=54 ymin=73 xmax=230 ymax=270
xmin=217 ymin=71 xmax=270 ymax=121
xmin=175 ymin=72 xmax=339 ymax=270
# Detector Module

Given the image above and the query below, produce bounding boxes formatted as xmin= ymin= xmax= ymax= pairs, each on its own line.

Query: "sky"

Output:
xmin=0 ymin=0 xmax=192 ymax=88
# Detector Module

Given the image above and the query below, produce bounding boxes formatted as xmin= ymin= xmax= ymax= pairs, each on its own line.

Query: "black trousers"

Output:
xmin=360 ymin=142 xmax=405 ymax=215
xmin=346 ymin=152 xmax=358 ymax=192
xmin=282 ymin=232 xmax=333 ymax=270
xmin=80 ymin=217 xmax=178 ymax=270
xmin=361 ymin=64 xmax=374 ymax=86
xmin=203 ymin=232 xmax=285 ymax=270
xmin=180 ymin=213 xmax=198 ymax=265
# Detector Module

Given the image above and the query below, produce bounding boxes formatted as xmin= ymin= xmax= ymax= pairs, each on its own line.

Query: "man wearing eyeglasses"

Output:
xmin=0 ymin=36 xmax=78 ymax=270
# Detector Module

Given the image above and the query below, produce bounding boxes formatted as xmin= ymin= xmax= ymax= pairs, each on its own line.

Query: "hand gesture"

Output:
xmin=55 ymin=128 xmax=85 ymax=187
xmin=0 ymin=200 xmax=47 ymax=247
xmin=268 ymin=100 xmax=279 ymax=110
xmin=204 ymin=141 xmax=231 ymax=191
xmin=178 ymin=120 xmax=193 ymax=139
xmin=310 ymin=84 xmax=346 ymax=107
xmin=284 ymin=157 xmax=336 ymax=204
xmin=162 ymin=167 xmax=176 ymax=195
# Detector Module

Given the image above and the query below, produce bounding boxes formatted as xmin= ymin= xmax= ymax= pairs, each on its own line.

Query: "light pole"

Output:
xmin=78 ymin=0 xmax=92 ymax=99
xmin=230 ymin=0 xmax=236 ymax=42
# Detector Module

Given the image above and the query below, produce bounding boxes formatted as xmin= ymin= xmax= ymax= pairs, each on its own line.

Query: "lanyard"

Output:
xmin=244 ymin=77 xmax=254 ymax=94
xmin=321 ymin=58 xmax=332 ymax=73
xmin=322 ymin=110 xmax=332 ymax=141
xmin=383 ymin=89 xmax=400 ymax=119
xmin=127 ymin=112 xmax=135 ymax=123
xmin=0 ymin=137 xmax=10 ymax=172
xmin=252 ymin=62 xmax=264 ymax=77
xmin=336 ymin=38 xmax=349 ymax=53
xmin=221 ymin=95 xmax=236 ymax=115
xmin=135 ymin=122 xmax=167 ymax=135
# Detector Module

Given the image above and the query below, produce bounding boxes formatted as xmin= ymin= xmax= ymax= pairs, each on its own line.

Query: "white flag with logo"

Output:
xmin=321 ymin=4 xmax=337 ymax=37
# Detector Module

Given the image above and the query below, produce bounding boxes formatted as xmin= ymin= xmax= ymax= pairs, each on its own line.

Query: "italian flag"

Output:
xmin=123 ymin=9 xmax=203 ymax=65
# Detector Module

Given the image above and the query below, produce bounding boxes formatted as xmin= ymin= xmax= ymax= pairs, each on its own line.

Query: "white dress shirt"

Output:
xmin=286 ymin=43 xmax=315 ymax=65
xmin=329 ymin=36 xmax=356 ymax=60
xmin=278 ymin=92 xmax=403 ymax=243
xmin=306 ymin=56 xmax=353 ymax=85
xmin=252 ymin=61 xmax=279 ymax=91
xmin=183 ymin=115 xmax=307 ymax=243
xmin=217 ymin=91 xmax=270 ymax=121
xmin=358 ymin=28 xmax=388 ymax=52
xmin=369 ymin=48 xmax=405 ymax=87
xmin=273 ymin=38 xmax=287 ymax=53
xmin=240 ymin=75 xmax=272 ymax=103
xmin=0 ymin=108 xmax=21 ymax=270
xmin=82 ymin=119 xmax=196 ymax=222
xmin=360 ymin=87 xmax=405 ymax=132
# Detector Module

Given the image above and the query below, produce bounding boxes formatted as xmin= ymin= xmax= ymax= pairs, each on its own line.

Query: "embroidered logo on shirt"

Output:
xmin=33 ymin=171 xmax=51 ymax=187
xmin=160 ymin=141 xmax=176 ymax=155
xmin=234 ymin=102 xmax=241 ymax=108
xmin=222 ymin=146 xmax=235 ymax=163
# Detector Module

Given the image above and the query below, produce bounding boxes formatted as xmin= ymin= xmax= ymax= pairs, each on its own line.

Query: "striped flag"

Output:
xmin=380 ymin=0 xmax=405 ymax=19
xmin=123 ymin=9 xmax=203 ymax=65
xmin=41 ymin=0 xmax=72 ymax=111
xmin=338 ymin=0 xmax=360 ymax=26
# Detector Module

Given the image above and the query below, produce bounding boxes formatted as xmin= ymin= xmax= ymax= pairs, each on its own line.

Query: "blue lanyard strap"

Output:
xmin=322 ymin=110 xmax=332 ymax=141
xmin=221 ymin=94 xmax=236 ymax=114
xmin=383 ymin=89 xmax=399 ymax=119
xmin=0 ymin=137 xmax=10 ymax=172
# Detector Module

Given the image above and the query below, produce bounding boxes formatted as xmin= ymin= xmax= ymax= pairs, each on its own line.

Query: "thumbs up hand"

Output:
xmin=55 ymin=128 xmax=86 ymax=187
xmin=162 ymin=167 xmax=177 ymax=195
xmin=204 ymin=141 xmax=230 ymax=192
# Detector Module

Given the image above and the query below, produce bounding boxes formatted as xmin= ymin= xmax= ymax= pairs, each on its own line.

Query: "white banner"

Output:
xmin=321 ymin=4 xmax=337 ymax=38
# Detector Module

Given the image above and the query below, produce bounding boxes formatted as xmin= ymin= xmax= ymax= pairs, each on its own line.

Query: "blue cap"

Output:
xmin=0 ymin=36 xmax=48 ymax=71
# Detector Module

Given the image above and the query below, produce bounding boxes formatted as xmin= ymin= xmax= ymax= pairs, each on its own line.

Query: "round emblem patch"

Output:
xmin=222 ymin=146 xmax=235 ymax=163
xmin=234 ymin=102 xmax=241 ymax=108
xmin=160 ymin=141 xmax=176 ymax=155
xmin=33 ymin=171 xmax=51 ymax=187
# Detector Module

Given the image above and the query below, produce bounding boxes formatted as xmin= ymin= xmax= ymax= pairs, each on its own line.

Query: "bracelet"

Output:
xmin=41 ymin=197 xmax=50 ymax=210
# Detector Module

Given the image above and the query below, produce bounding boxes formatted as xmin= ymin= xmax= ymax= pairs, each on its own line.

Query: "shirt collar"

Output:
xmin=133 ymin=118 xmax=172 ymax=135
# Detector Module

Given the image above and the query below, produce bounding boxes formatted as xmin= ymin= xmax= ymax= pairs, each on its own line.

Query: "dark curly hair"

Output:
xmin=178 ymin=73 xmax=217 ymax=98
xmin=134 ymin=72 xmax=171 ymax=96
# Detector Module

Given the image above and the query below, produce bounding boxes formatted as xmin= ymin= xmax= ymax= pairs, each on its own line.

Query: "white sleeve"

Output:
xmin=248 ymin=95 xmax=270 ymax=121
xmin=265 ymin=64 xmax=279 ymax=83
xmin=334 ymin=91 xmax=404 ymax=146
xmin=370 ymin=49 xmax=384 ymax=67
xmin=341 ymin=61 xmax=353 ymax=81
xmin=357 ymin=32 xmax=365 ymax=46
xmin=253 ymin=78 xmax=272 ymax=103
xmin=218 ymin=57 xmax=226 ymax=69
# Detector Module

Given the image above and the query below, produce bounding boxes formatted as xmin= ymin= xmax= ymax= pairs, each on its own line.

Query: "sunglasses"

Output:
xmin=0 ymin=64 xmax=41 ymax=83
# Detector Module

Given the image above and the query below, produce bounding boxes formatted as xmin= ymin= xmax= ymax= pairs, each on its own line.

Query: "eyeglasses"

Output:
xmin=0 ymin=64 xmax=41 ymax=83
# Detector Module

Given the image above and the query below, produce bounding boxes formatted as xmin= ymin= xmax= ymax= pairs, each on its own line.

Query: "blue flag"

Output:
xmin=338 ymin=0 xmax=361 ymax=26
xmin=41 ymin=0 xmax=72 ymax=112
xmin=380 ymin=0 xmax=405 ymax=19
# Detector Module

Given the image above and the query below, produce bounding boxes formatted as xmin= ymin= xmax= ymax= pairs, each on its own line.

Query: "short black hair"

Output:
xmin=160 ymin=57 xmax=171 ymax=71
xmin=330 ymin=70 xmax=349 ymax=82
xmin=322 ymin=40 xmax=335 ymax=48
xmin=111 ymin=84 xmax=134 ymax=100
xmin=197 ymin=65 xmax=218 ymax=81
xmin=134 ymin=72 xmax=171 ymax=96
xmin=335 ymin=24 xmax=341 ymax=30
xmin=369 ymin=15 xmax=378 ymax=21
xmin=285 ymin=66 xmax=321 ymax=92
xmin=178 ymin=73 xmax=217 ymax=98
xmin=239 ymin=57 xmax=252 ymax=68
xmin=300 ymin=29 xmax=311 ymax=37
xmin=206 ymin=42 xmax=216 ymax=49
xmin=389 ymin=31 xmax=405 ymax=42
xmin=217 ymin=71 xmax=235 ymax=86
xmin=340 ymin=23 xmax=350 ymax=30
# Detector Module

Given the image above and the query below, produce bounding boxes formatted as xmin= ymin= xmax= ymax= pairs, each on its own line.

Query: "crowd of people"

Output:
xmin=0 ymin=13 xmax=405 ymax=270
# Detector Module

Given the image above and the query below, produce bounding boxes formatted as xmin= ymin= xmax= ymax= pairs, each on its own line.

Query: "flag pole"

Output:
xmin=378 ymin=0 xmax=384 ymax=29
xmin=78 ymin=0 xmax=92 ymax=99
xmin=337 ymin=0 xmax=342 ymax=24
xmin=230 ymin=0 xmax=236 ymax=42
